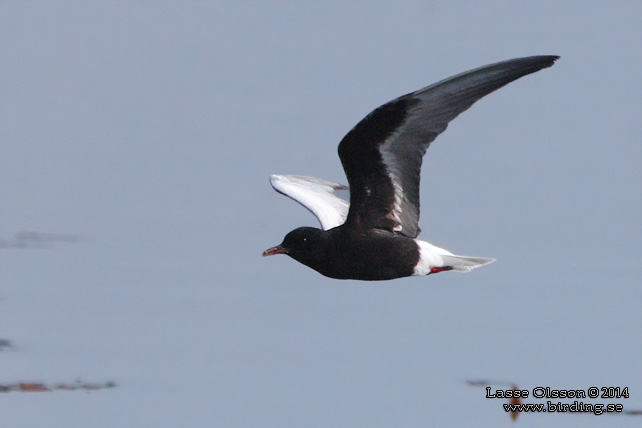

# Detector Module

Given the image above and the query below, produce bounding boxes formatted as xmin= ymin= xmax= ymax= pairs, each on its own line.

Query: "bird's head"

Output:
xmin=263 ymin=227 xmax=328 ymax=268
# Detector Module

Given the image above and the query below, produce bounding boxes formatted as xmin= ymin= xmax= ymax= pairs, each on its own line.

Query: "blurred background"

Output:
xmin=1 ymin=2 xmax=640 ymax=427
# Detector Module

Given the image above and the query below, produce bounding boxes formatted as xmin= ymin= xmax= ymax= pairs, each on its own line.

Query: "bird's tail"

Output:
xmin=440 ymin=254 xmax=495 ymax=272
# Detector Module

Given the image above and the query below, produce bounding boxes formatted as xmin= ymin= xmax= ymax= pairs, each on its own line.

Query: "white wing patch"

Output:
xmin=387 ymin=176 xmax=404 ymax=232
xmin=379 ymin=134 xmax=417 ymax=236
xmin=269 ymin=174 xmax=349 ymax=231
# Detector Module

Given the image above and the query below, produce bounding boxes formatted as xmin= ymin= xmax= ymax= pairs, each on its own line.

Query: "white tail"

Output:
xmin=440 ymin=254 xmax=495 ymax=272
xmin=413 ymin=240 xmax=495 ymax=275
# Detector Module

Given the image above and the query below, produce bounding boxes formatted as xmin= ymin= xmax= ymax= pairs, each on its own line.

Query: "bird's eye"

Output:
xmin=302 ymin=237 xmax=308 ymax=243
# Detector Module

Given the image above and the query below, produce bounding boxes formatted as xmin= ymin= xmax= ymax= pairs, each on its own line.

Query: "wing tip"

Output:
xmin=269 ymin=174 xmax=348 ymax=191
xmin=521 ymin=55 xmax=560 ymax=71
xmin=541 ymin=54 xmax=561 ymax=67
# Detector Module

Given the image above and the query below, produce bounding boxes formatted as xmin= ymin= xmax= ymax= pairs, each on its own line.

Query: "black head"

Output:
xmin=263 ymin=227 xmax=329 ymax=269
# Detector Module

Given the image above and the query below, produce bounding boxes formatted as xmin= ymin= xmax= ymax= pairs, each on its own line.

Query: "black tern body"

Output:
xmin=264 ymin=56 xmax=559 ymax=281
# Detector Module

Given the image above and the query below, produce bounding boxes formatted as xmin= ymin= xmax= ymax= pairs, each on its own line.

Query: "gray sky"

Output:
xmin=1 ymin=1 xmax=641 ymax=427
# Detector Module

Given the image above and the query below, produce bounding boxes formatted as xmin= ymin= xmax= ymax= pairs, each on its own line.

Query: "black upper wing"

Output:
xmin=337 ymin=55 xmax=559 ymax=237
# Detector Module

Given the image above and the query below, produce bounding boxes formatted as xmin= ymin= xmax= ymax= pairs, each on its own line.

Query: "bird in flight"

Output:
xmin=264 ymin=56 xmax=559 ymax=281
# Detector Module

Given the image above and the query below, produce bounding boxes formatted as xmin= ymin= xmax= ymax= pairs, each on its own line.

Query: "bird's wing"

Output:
xmin=338 ymin=55 xmax=559 ymax=238
xmin=269 ymin=174 xmax=349 ymax=230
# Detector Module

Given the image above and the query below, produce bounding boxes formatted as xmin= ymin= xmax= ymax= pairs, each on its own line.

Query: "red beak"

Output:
xmin=262 ymin=245 xmax=287 ymax=257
